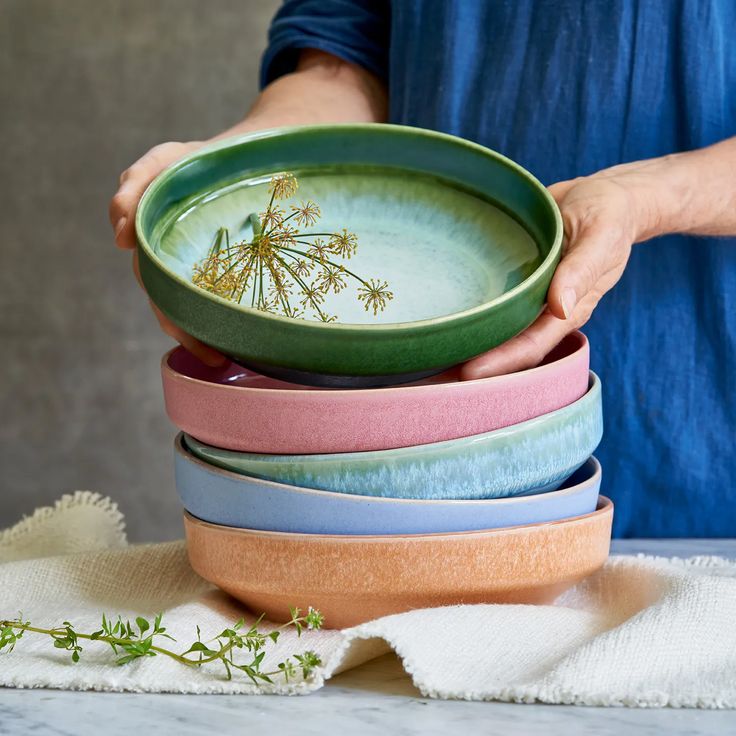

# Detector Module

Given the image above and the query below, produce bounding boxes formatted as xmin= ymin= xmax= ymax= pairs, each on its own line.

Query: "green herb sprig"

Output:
xmin=0 ymin=606 xmax=324 ymax=685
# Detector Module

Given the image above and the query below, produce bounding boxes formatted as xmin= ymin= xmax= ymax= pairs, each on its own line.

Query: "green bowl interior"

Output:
xmin=138 ymin=125 xmax=560 ymax=327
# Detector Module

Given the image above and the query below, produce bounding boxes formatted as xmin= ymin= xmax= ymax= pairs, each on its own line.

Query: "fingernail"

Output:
xmin=561 ymin=287 xmax=577 ymax=319
xmin=114 ymin=217 xmax=127 ymax=237
xmin=203 ymin=353 xmax=228 ymax=368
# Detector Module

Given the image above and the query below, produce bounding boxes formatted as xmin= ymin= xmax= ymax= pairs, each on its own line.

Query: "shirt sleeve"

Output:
xmin=260 ymin=0 xmax=390 ymax=88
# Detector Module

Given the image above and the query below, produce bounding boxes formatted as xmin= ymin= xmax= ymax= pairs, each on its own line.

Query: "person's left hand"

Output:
xmin=460 ymin=163 xmax=659 ymax=379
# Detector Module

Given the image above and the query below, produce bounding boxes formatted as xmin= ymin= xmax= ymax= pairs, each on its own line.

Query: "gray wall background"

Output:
xmin=0 ymin=0 xmax=280 ymax=541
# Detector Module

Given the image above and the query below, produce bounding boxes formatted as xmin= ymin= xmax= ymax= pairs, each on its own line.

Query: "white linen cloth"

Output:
xmin=1 ymin=493 xmax=735 ymax=707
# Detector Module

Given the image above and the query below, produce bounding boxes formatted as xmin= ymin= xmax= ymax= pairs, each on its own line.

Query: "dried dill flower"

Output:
xmin=358 ymin=279 xmax=395 ymax=316
xmin=191 ymin=173 xmax=394 ymax=322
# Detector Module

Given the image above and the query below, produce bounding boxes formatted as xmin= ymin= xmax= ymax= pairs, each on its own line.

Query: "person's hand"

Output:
xmin=109 ymin=48 xmax=389 ymax=367
xmin=109 ymin=140 xmax=227 ymax=366
xmin=460 ymin=163 xmax=660 ymax=379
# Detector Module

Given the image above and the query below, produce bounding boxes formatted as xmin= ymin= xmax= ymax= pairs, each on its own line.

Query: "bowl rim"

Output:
xmin=183 ymin=371 xmax=600 ymax=465
xmin=136 ymin=123 xmax=563 ymax=333
xmin=163 ymin=331 xmax=588 ymax=397
xmin=183 ymin=496 xmax=612 ymax=541
xmin=176 ymin=431 xmax=601 ymax=508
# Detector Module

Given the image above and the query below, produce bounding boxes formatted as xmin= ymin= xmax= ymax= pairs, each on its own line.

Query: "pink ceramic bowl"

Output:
xmin=184 ymin=497 xmax=613 ymax=629
xmin=163 ymin=332 xmax=589 ymax=454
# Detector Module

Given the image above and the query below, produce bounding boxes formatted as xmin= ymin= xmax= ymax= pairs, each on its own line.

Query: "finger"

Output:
xmin=109 ymin=141 xmax=198 ymax=250
xmin=461 ymin=278 xmax=611 ymax=381
xmin=546 ymin=224 xmax=623 ymax=320
xmin=133 ymin=251 xmax=226 ymax=366
xmin=460 ymin=310 xmax=571 ymax=380
xmin=547 ymin=178 xmax=577 ymax=203
xmin=150 ymin=302 xmax=227 ymax=367
xmin=132 ymin=250 xmax=143 ymax=289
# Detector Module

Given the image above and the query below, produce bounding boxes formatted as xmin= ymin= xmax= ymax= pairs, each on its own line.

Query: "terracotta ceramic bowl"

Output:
xmin=184 ymin=372 xmax=603 ymax=500
xmin=184 ymin=497 xmax=613 ymax=628
xmin=163 ymin=332 xmax=589 ymax=454
xmin=136 ymin=124 xmax=562 ymax=387
xmin=175 ymin=433 xmax=602 ymax=534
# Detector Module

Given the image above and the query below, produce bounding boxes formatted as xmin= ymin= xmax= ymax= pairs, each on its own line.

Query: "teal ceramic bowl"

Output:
xmin=136 ymin=124 xmax=562 ymax=386
xmin=175 ymin=431 xmax=602 ymax=534
xmin=184 ymin=372 xmax=602 ymax=500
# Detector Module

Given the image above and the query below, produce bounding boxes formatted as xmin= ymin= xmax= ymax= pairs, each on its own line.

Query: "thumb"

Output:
xmin=547 ymin=227 xmax=614 ymax=320
xmin=547 ymin=178 xmax=577 ymax=203
xmin=109 ymin=141 xmax=201 ymax=250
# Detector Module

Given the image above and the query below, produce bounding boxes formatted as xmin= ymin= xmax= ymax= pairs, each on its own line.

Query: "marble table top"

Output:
xmin=2 ymin=539 xmax=735 ymax=736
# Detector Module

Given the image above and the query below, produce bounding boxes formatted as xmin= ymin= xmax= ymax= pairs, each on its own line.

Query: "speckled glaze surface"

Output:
xmin=163 ymin=332 xmax=589 ymax=454
xmin=175 ymin=436 xmax=601 ymax=533
xmin=136 ymin=124 xmax=562 ymax=379
xmin=183 ymin=497 xmax=613 ymax=628
xmin=184 ymin=372 xmax=603 ymax=500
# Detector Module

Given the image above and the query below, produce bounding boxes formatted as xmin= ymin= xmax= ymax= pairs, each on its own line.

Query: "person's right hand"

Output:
xmin=109 ymin=141 xmax=227 ymax=366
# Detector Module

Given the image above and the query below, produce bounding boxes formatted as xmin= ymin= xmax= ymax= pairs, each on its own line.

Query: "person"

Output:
xmin=109 ymin=1 xmax=736 ymax=537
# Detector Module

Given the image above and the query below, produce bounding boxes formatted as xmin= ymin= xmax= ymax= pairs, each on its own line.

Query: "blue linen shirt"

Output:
xmin=261 ymin=0 xmax=736 ymax=537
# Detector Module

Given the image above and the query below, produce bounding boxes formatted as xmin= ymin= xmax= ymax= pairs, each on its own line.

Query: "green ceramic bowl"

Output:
xmin=136 ymin=124 xmax=562 ymax=386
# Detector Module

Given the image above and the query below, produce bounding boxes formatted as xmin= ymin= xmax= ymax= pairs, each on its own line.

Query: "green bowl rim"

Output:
xmin=135 ymin=123 xmax=563 ymax=332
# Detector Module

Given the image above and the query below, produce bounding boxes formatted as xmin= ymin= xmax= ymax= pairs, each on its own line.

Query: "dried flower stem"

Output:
xmin=192 ymin=172 xmax=394 ymax=322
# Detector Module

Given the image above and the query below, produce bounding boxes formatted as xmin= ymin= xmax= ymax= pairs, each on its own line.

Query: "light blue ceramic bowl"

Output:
xmin=184 ymin=372 xmax=603 ymax=500
xmin=175 ymin=433 xmax=602 ymax=534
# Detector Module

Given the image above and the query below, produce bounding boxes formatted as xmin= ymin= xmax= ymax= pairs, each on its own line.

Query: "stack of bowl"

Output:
xmin=162 ymin=332 xmax=608 ymax=628
xmin=139 ymin=125 xmax=613 ymax=628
